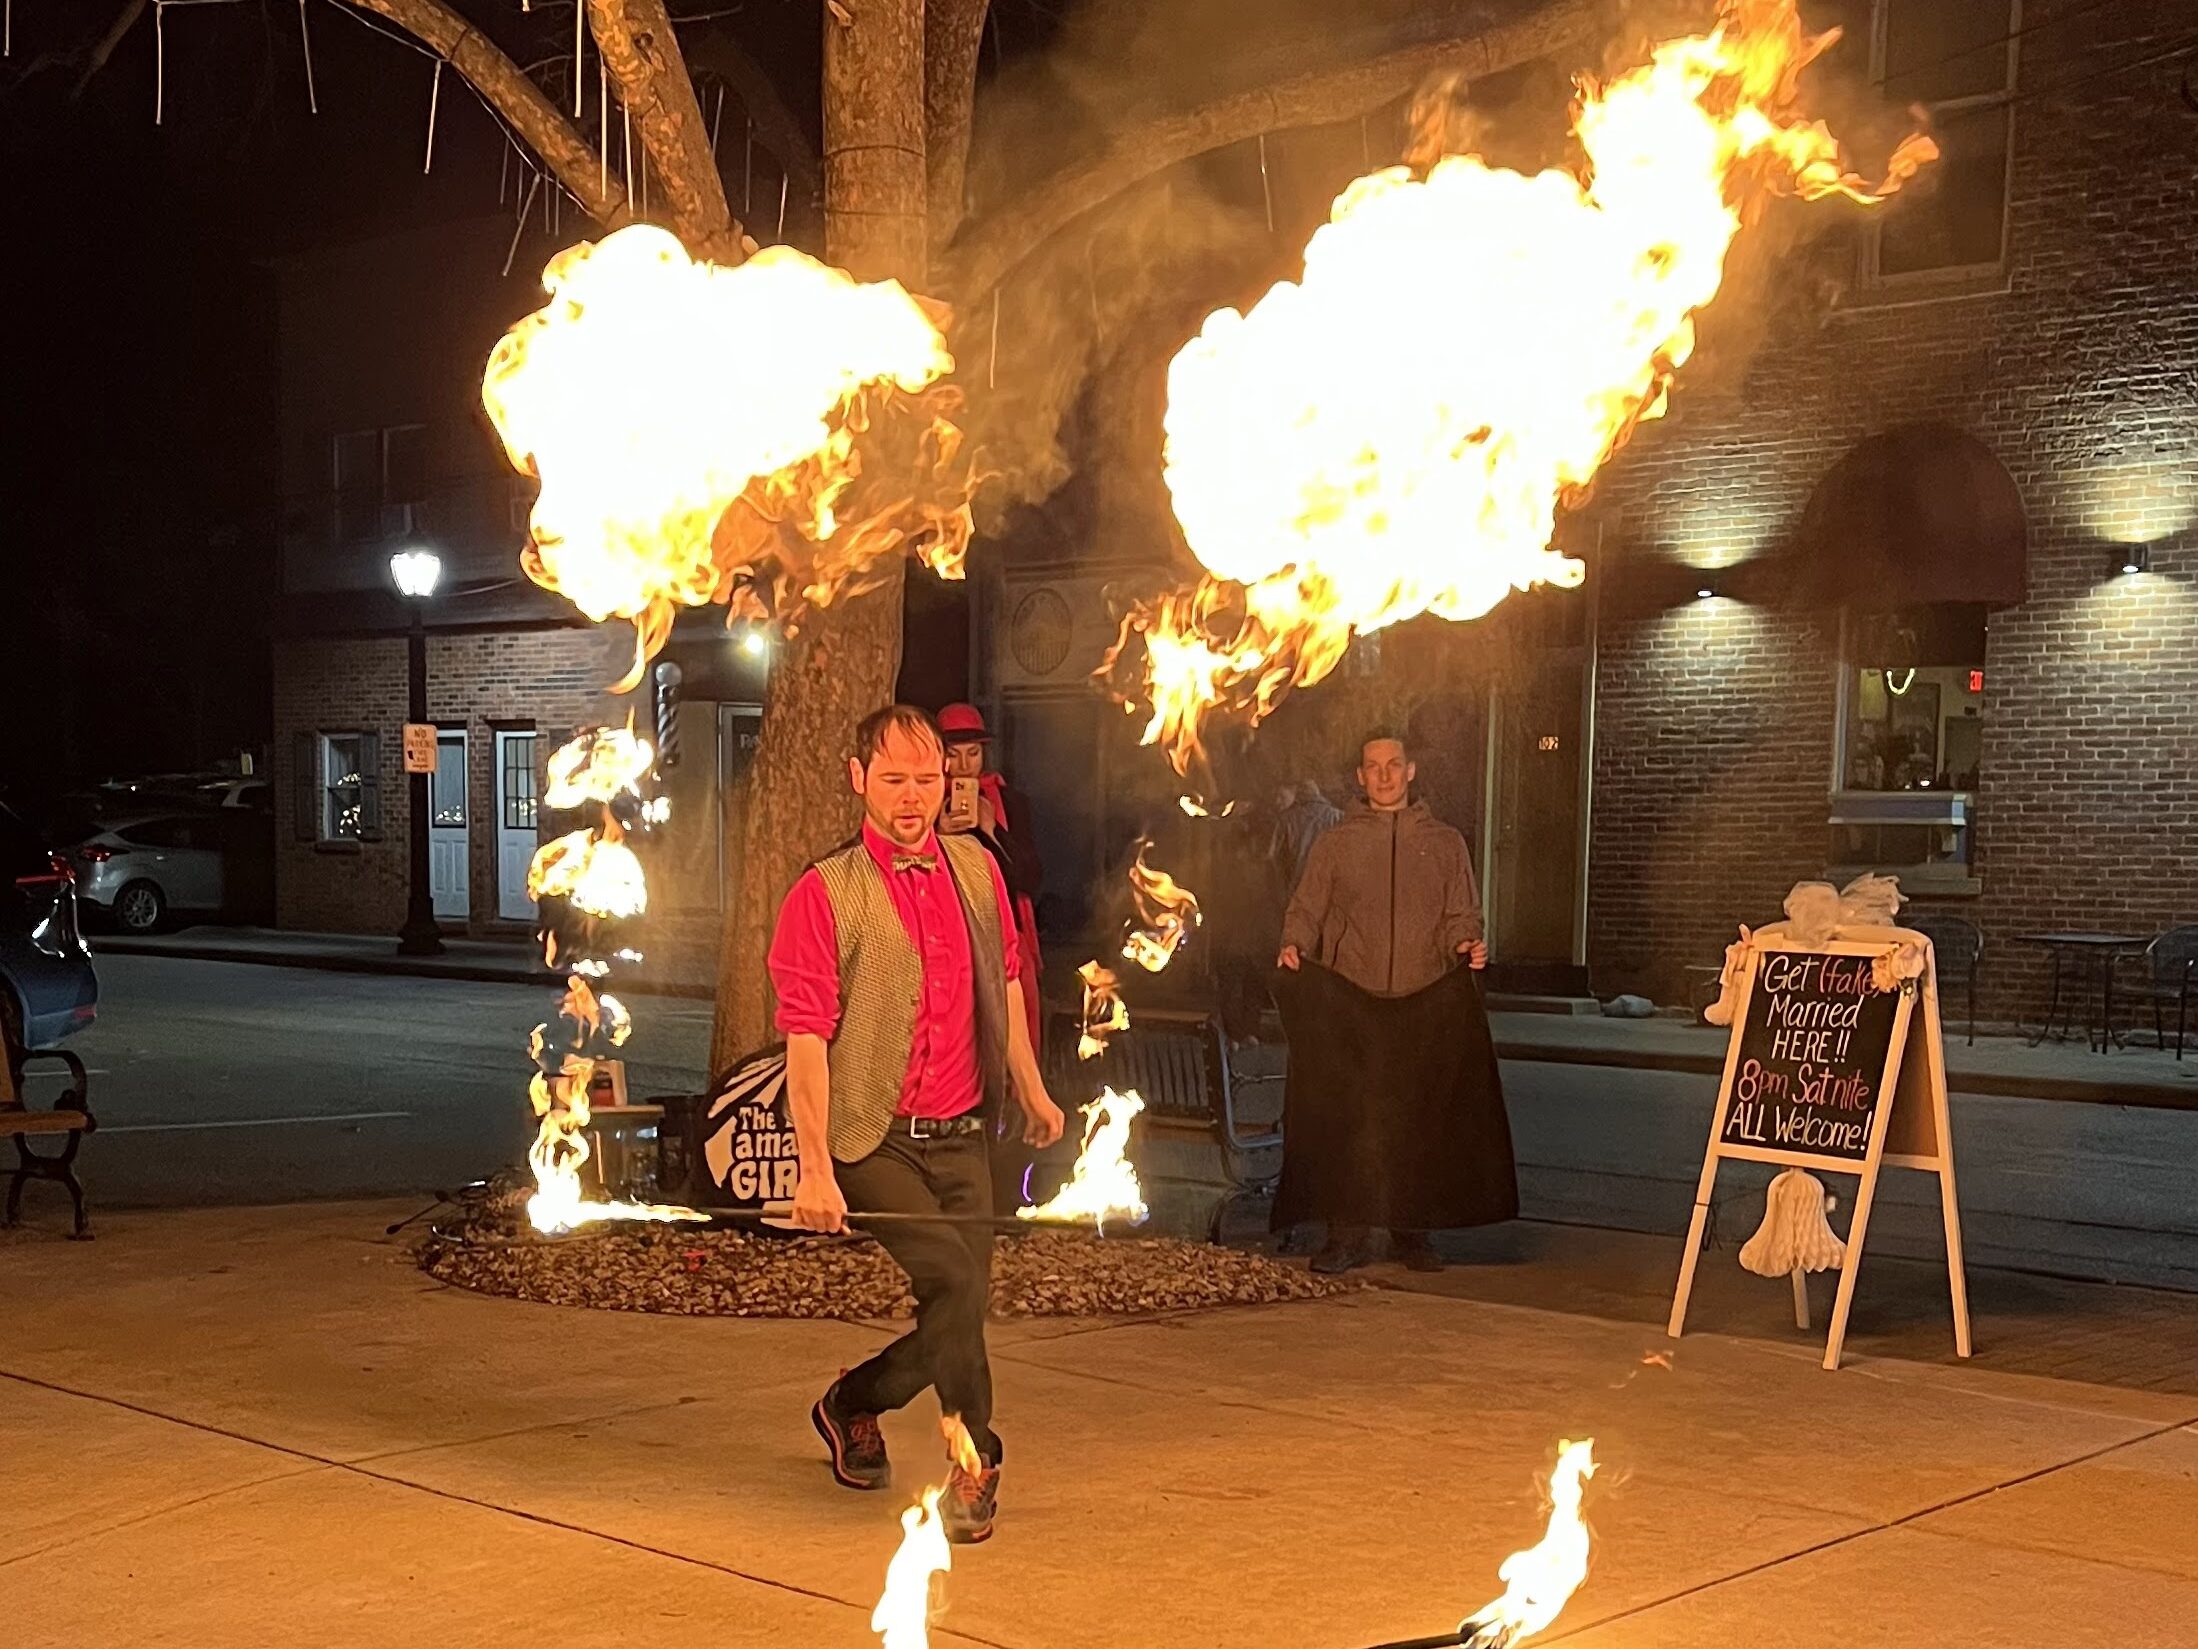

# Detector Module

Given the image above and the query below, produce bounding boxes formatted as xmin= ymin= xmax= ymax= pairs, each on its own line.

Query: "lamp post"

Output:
xmin=390 ymin=549 xmax=445 ymax=957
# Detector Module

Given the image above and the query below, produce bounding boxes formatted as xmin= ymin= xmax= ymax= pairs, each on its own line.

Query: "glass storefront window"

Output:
xmin=1831 ymin=606 xmax=1985 ymax=884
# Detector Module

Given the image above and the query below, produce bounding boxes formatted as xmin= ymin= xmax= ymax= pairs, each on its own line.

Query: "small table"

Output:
xmin=2013 ymin=933 xmax=2151 ymax=1053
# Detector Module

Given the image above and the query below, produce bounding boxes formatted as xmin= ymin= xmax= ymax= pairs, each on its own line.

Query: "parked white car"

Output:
xmin=70 ymin=813 xmax=230 ymax=933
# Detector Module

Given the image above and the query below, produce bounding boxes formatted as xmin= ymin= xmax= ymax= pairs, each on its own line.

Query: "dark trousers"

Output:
xmin=834 ymin=1130 xmax=1000 ymax=1461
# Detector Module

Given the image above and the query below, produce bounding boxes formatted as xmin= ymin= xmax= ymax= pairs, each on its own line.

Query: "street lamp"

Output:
xmin=389 ymin=548 xmax=445 ymax=957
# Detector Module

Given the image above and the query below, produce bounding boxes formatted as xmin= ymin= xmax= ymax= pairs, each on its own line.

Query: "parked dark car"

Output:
xmin=0 ymin=802 xmax=99 ymax=1070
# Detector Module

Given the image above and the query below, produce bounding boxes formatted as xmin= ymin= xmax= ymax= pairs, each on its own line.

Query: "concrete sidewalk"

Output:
xmin=4 ymin=1201 xmax=2194 ymax=1647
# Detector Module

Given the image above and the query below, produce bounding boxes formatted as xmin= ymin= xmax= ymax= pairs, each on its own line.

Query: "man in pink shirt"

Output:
xmin=769 ymin=704 xmax=1063 ymax=1544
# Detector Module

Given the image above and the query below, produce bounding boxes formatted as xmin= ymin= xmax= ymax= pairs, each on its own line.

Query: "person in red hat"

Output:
xmin=936 ymin=702 xmax=1044 ymax=1065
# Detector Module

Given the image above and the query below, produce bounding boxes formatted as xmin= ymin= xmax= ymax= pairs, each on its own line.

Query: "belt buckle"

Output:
xmin=907 ymin=1115 xmax=935 ymax=1140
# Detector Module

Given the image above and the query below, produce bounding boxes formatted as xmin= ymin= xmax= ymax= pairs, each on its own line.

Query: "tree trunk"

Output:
xmin=710 ymin=0 xmax=929 ymax=1076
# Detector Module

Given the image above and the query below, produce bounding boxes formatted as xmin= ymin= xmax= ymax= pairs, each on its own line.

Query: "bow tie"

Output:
xmin=891 ymin=852 xmax=937 ymax=873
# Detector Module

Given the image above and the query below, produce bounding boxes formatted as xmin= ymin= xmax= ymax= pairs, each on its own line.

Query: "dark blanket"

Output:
xmin=1270 ymin=961 xmax=1518 ymax=1232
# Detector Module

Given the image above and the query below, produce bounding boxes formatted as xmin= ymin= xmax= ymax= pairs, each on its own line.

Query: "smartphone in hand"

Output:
xmin=943 ymin=776 xmax=980 ymax=832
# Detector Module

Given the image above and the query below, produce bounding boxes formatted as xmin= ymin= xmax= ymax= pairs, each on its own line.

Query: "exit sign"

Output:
xmin=1967 ymin=669 xmax=1985 ymax=694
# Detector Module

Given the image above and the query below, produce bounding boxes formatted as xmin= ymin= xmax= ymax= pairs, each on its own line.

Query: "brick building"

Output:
xmin=270 ymin=216 xmax=766 ymax=963
xmin=1580 ymin=0 xmax=2198 ymax=1014
xmin=977 ymin=0 xmax=2197 ymax=1022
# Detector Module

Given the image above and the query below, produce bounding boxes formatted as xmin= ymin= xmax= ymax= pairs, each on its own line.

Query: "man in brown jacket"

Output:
xmin=1278 ymin=733 xmax=1493 ymax=1272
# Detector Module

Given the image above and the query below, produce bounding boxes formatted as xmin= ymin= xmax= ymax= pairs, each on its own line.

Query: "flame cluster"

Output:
xmin=483 ymin=225 xmax=977 ymax=687
xmin=1017 ymin=1089 xmax=1149 ymax=1228
xmin=527 ymin=724 xmax=660 ymax=955
xmin=523 ymin=975 xmax=706 ymax=1234
xmin=1110 ymin=0 xmax=1935 ymax=771
xmin=522 ymin=727 xmax=707 ymax=1233
xmin=1119 ymin=839 xmax=1203 ymax=973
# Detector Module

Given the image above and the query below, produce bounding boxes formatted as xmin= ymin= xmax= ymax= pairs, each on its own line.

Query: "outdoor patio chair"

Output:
xmin=2133 ymin=924 xmax=2198 ymax=1060
xmin=1905 ymin=912 xmax=1982 ymax=1045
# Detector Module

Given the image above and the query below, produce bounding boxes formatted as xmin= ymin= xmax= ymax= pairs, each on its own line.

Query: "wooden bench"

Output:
xmin=1 ymin=1048 xmax=96 ymax=1240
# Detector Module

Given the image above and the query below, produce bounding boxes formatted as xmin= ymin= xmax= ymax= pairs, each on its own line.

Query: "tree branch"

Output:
xmin=587 ymin=0 xmax=742 ymax=260
xmin=676 ymin=27 xmax=820 ymax=221
xmin=70 ymin=0 xmax=150 ymax=100
xmin=937 ymin=0 xmax=1600 ymax=304
xmin=348 ymin=0 xmax=626 ymax=226
xmin=923 ymin=0 xmax=990 ymax=245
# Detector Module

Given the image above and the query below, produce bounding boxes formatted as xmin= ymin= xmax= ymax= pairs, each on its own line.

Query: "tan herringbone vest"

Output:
xmin=810 ymin=833 xmax=1009 ymax=1162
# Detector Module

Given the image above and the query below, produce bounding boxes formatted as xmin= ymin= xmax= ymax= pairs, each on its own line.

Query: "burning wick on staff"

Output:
xmin=1017 ymin=1089 xmax=1148 ymax=1229
xmin=871 ymin=1487 xmax=951 ymax=1649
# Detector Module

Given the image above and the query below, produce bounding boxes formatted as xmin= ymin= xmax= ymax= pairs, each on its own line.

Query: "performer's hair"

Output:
xmin=852 ymin=704 xmax=944 ymax=767
xmin=1359 ymin=728 xmax=1410 ymax=760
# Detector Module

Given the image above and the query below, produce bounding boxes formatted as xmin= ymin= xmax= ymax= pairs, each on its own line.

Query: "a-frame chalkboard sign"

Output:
xmin=1667 ymin=924 xmax=1971 ymax=1370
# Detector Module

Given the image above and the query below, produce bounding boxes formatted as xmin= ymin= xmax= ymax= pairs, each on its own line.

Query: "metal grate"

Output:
xmin=1043 ymin=1011 xmax=1215 ymax=1122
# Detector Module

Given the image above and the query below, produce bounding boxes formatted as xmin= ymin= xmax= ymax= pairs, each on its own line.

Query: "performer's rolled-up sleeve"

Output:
xmin=768 ymin=870 xmax=843 ymax=1040
xmin=1437 ymin=839 xmax=1485 ymax=951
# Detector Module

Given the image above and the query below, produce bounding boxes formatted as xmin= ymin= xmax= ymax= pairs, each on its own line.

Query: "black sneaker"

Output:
xmin=1392 ymin=1232 xmax=1445 ymax=1273
xmin=812 ymin=1376 xmax=890 ymax=1491
xmin=942 ymin=1457 xmax=999 ymax=1544
xmin=1310 ymin=1225 xmax=1372 ymax=1274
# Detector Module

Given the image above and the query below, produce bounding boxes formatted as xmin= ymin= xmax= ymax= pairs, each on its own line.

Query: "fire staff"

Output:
xmin=768 ymin=704 xmax=1064 ymax=1544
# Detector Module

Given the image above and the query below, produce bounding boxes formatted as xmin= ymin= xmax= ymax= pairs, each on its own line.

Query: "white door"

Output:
xmin=495 ymin=730 xmax=539 ymax=922
xmin=430 ymin=730 xmax=470 ymax=921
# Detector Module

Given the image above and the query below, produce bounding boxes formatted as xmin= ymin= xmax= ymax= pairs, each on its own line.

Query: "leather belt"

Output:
xmin=890 ymin=1112 xmax=986 ymax=1139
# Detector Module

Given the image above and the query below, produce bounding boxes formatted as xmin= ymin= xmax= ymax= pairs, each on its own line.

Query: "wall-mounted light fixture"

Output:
xmin=1694 ymin=580 xmax=1718 ymax=600
xmin=2115 ymin=543 xmax=2151 ymax=577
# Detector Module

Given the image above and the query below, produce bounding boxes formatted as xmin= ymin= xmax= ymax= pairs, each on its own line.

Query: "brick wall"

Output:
xmin=1585 ymin=0 xmax=2198 ymax=1014
xmin=272 ymin=626 xmax=629 ymax=936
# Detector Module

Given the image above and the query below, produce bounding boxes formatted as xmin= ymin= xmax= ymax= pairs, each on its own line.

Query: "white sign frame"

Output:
xmin=1666 ymin=925 xmax=1971 ymax=1370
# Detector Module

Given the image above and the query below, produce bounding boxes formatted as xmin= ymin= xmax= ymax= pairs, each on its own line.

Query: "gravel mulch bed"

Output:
xmin=420 ymin=1219 xmax=1360 ymax=1319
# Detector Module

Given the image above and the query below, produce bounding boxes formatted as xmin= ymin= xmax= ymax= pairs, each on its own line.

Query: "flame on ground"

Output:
xmin=1461 ymin=1439 xmax=1599 ymax=1648
xmin=483 ymin=225 xmax=977 ymax=687
xmin=1076 ymin=960 xmax=1129 ymax=1060
xmin=871 ymin=1486 xmax=952 ymax=1649
xmin=1108 ymin=0 xmax=1935 ymax=771
xmin=1120 ymin=839 xmax=1201 ymax=973
xmin=1017 ymin=1088 xmax=1149 ymax=1228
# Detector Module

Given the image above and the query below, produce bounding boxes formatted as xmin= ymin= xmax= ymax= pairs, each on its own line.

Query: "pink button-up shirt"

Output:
xmin=767 ymin=823 xmax=1022 ymax=1119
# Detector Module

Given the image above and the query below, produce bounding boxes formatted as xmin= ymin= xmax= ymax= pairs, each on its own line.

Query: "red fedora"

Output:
xmin=937 ymin=702 xmax=991 ymax=742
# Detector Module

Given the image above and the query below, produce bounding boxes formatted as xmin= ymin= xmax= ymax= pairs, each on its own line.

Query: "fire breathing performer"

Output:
xmin=769 ymin=704 xmax=1064 ymax=1544
xmin=1274 ymin=733 xmax=1518 ymax=1274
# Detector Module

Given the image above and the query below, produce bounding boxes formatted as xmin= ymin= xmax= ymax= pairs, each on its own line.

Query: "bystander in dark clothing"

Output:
xmin=1268 ymin=779 xmax=1344 ymax=897
xmin=1275 ymin=736 xmax=1514 ymax=1273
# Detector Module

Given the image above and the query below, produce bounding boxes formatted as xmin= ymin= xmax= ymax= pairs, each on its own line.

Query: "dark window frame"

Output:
xmin=1860 ymin=0 xmax=2021 ymax=294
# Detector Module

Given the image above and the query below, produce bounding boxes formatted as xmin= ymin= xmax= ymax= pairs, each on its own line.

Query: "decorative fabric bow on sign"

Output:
xmin=1703 ymin=873 xmax=1922 ymax=1027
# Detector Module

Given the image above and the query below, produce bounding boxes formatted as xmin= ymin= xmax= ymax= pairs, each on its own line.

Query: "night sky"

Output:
xmin=4 ymin=3 xmax=555 ymax=808
xmin=0 ymin=0 xmax=1098 ymax=815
